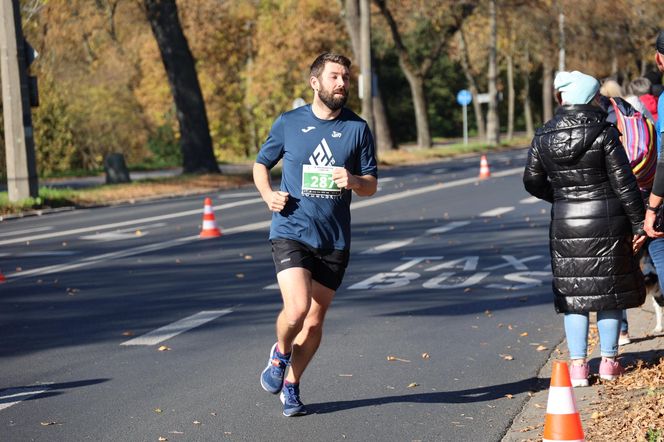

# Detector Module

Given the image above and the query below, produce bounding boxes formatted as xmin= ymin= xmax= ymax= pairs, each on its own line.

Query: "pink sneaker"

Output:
xmin=599 ymin=358 xmax=625 ymax=381
xmin=569 ymin=362 xmax=590 ymax=387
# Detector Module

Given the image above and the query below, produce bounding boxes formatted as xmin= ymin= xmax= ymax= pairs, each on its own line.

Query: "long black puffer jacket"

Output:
xmin=523 ymin=104 xmax=646 ymax=313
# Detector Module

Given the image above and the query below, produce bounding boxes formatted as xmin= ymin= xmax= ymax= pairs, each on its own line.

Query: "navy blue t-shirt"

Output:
xmin=256 ymin=105 xmax=377 ymax=251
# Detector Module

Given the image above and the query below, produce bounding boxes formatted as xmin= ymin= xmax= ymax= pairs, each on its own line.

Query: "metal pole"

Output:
xmin=0 ymin=0 xmax=38 ymax=201
xmin=463 ymin=104 xmax=468 ymax=145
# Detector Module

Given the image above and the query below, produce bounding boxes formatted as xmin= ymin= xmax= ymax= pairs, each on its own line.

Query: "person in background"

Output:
xmin=625 ymin=77 xmax=655 ymax=122
xmin=524 ymin=70 xmax=646 ymax=387
xmin=643 ymin=32 xmax=664 ymax=304
xmin=642 ymin=70 xmax=661 ymax=122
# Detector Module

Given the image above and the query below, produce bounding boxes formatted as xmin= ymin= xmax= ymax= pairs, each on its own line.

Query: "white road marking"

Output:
xmin=121 ymin=310 xmax=232 ymax=346
xmin=0 ymin=251 xmax=78 ymax=257
xmin=264 ymin=283 xmax=279 ymax=290
xmin=379 ymin=177 xmax=396 ymax=183
xmin=7 ymin=235 xmax=199 ymax=280
xmin=219 ymin=191 xmax=258 ymax=198
xmin=519 ymin=196 xmax=540 ymax=204
xmin=0 ymin=199 xmax=263 ymax=246
xmin=426 ymin=221 xmax=471 ymax=235
xmin=4 ymin=167 xmax=524 ymax=281
xmin=79 ymin=223 xmax=166 ymax=241
xmin=0 ymin=387 xmax=49 ymax=412
xmin=361 ymin=238 xmax=416 ymax=255
xmin=351 ymin=167 xmax=523 ymax=211
xmin=480 ymin=207 xmax=514 ymax=217
xmin=1 ymin=226 xmax=53 ymax=237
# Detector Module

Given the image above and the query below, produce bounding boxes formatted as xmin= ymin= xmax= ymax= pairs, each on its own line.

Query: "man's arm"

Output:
xmin=253 ymin=163 xmax=289 ymax=212
xmin=331 ymin=167 xmax=377 ymax=196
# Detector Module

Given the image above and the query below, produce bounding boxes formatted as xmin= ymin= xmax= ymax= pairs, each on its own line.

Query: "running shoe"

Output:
xmin=569 ymin=362 xmax=590 ymax=387
xmin=260 ymin=343 xmax=290 ymax=394
xmin=280 ymin=382 xmax=307 ymax=417
xmin=599 ymin=358 xmax=625 ymax=381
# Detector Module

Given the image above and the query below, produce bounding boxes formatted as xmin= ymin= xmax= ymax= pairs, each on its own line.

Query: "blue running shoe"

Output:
xmin=260 ymin=343 xmax=290 ymax=394
xmin=280 ymin=382 xmax=307 ymax=417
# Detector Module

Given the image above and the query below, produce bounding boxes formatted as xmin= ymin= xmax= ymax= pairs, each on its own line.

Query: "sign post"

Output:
xmin=456 ymin=89 xmax=472 ymax=145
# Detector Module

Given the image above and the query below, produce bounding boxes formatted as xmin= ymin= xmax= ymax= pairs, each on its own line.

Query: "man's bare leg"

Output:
xmin=276 ymin=267 xmax=313 ymax=354
xmin=286 ymin=280 xmax=335 ymax=383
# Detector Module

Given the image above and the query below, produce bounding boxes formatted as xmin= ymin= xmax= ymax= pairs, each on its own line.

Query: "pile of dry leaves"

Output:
xmin=584 ymin=357 xmax=664 ymax=441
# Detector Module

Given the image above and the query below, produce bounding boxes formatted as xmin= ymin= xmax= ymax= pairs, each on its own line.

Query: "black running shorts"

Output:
xmin=270 ymin=239 xmax=350 ymax=291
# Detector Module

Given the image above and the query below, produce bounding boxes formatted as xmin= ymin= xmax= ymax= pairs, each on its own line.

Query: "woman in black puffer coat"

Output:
xmin=523 ymin=70 xmax=646 ymax=387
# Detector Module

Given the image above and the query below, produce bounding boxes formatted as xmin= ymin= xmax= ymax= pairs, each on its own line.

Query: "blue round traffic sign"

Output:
xmin=456 ymin=89 xmax=472 ymax=106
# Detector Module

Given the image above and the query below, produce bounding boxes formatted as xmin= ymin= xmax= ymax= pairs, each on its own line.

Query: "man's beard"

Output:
xmin=318 ymin=87 xmax=347 ymax=111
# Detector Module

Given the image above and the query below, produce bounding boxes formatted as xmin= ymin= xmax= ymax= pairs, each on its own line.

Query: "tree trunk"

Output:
xmin=403 ymin=69 xmax=431 ymax=148
xmin=506 ymin=53 xmax=515 ymax=141
xmin=522 ymin=70 xmax=534 ymax=138
xmin=486 ymin=0 xmax=500 ymax=146
xmin=542 ymin=57 xmax=553 ymax=123
xmin=342 ymin=0 xmax=395 ymax=152
xmin=359 ymin=0 xmax=374 ymax=135
xmin=143 ymin=0 xmax=219 ymax=174
xmin=457 ymin=30 xmax=485 ymax=140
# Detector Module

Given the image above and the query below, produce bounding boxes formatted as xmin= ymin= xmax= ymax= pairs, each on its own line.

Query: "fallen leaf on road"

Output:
xmin=500 ymin=354 xmax=514 ymax=361
xmin=158 ymin=346 xmax=171 ymax=352
xmin=66 ymin=288 xmax=79 ymax=295
xmin=154 ymin=408 xmax=162 ymax=413
xmin=122 ymin=331 xmax=134 ymax=336
xmin=135 ymin=230 xmax=142 ymax=236
xmin=193 ymin=420 xmax=201 ymax=425
xmin=244 ymin=255 xmax=253 ymax=260
xmin=422 ymin=352 xmax=430 ymax=359
xmin=505 ymin=394 xmax=513 ymax=399
xmin=484 ymin=310 xmax=493 ymax=317
xmin=520 ymin=332 xmax=529 ymax=337
xmin=536 ymin=345 xmax=548 ymax=351
xmin=407 ymin=383 xmax=419 ymax=388
xmin=534 ymin=403 xmax=544 ymax=408
xmin=40 ymin=421 xmax=58 ymax=426
xmin=158 ymin=437 xmax=168 ymax=441
xmin=386 ymin=356 xmax=410 ymax=362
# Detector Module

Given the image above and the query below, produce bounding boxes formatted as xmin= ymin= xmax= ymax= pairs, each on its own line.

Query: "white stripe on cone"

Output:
xmin=202 ymin=220 xmax=218 ymax=229
xmin=545 ymin=386 xmax=578 ymax=415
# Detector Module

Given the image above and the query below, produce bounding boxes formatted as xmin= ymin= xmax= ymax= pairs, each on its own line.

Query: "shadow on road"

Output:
xmin=308 ymin=376 xmax=548 ymax=414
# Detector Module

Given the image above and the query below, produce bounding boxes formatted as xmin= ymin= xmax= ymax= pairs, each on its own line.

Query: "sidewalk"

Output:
xmin=502 ymin=300 xmax=664 ymax=441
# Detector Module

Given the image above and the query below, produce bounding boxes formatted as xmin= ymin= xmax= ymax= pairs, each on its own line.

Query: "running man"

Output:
xmin=254 ymin=52 xmax=378 ymax=417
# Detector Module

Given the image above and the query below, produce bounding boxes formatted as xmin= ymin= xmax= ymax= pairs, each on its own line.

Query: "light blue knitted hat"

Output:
xmin=554 ymin=71 xmax=600 ymax=105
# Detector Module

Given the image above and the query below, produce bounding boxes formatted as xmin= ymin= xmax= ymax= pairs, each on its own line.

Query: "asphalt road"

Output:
xmin=0 ymin=149 xmax=563 ymax=441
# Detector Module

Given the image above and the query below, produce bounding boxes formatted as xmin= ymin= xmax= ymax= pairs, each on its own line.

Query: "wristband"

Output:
xmin=646 ymin=202 xmax=662 ymax=212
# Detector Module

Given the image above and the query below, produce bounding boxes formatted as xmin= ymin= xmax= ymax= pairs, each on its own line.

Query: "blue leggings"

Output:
xmin=564 ymin=310 xmax=621 ymax=359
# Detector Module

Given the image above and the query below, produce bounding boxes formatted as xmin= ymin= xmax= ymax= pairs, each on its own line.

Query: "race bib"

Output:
xmin=302 ymin=165 xmax=341 ymax=198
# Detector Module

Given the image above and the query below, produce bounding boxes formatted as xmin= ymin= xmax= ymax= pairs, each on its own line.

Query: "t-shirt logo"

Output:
xmin=309 ymin=138 xmax=336 ymax=166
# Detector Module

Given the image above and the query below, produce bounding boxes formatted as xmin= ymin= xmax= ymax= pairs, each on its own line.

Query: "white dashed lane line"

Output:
xmin=121 ymin=310 xmax=233 ymax=346
xmin=0 ymin=386 xmax=50 ymax=412
xmin=480 ymin=206 xmax=514 ymax=217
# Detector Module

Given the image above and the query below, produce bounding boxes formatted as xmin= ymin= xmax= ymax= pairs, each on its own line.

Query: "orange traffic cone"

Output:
xmin=478 ymin=154 xmax=491 ymax=179
xmin=542 ymin=360 xmax=585 ymax=442
xmin=199 ymin=197 xmax=222 ymax=238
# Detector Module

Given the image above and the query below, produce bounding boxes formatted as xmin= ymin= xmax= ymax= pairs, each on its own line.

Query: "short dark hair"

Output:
xmin=657 ymin=30 xmax=664 ymax=54
xmin=310 ymin=53 xmax=351 ymax=78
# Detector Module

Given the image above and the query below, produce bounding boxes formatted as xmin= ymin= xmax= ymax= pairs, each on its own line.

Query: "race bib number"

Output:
xmin=302 ymin=165 xmax=341 ymax=198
